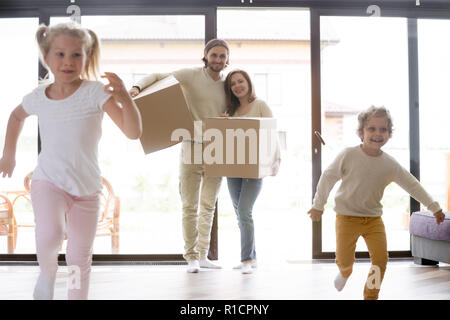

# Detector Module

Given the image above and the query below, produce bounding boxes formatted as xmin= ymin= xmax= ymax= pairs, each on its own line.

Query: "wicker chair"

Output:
xmin=3 ymin=176 xmax=35 ymax=251
xmin=1 ymin=176 xmax=33 ymax=253
xmin=18 ymin=172 xmax=121 ymax=253
xmin=0 ymin=193 xmax=16 ymax=253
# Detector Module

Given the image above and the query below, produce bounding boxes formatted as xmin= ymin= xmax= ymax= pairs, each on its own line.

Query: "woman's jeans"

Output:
xmin=227 ymin=177 xmax=263 ymax=262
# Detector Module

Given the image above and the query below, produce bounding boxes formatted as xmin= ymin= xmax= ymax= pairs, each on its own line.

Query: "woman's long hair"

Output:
xmin=224 ymin=69 xmax=256 ymax=116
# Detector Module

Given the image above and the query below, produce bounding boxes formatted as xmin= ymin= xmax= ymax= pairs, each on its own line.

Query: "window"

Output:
xmin=0 ymin=18 xmax=39 ymax=254
xmin=418 ymin=19 xmax=450 ymax=213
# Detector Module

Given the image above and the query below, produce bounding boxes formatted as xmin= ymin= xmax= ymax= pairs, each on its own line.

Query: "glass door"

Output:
xmin=313 ymin=11 xmax=411 ymax=258
xmin=217 ymin=8 xmax=312 ymax=263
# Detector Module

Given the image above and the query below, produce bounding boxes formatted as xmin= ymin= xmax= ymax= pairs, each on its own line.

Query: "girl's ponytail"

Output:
xmin=84 ymin=29 xmax=100 ymax=80
xmin=36 ymin=24 xmax=48 ymax=48
xmin=36 ymin=24 xmax=51 ymax=81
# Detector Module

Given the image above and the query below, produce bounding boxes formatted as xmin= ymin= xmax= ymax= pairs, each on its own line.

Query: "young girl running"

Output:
xmin=222 ymin=69 xmax=280 ymax=274
xmin=307 ymin=106 xmax=445 ymax=300
xmin=0 ymin=22 xmax=142 ymax=299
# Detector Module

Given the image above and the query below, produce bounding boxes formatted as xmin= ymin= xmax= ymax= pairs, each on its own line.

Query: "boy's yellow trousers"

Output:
xmin=335 ymin=214 xmax=389 ymax=300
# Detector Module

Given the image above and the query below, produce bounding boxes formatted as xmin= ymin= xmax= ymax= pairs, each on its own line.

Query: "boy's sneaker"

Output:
xmin=334 ymin=272 xmax=348 ymax=292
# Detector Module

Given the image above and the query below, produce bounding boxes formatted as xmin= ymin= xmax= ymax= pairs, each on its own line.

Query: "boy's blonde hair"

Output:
xmin=357 ymin=106 xmax=394 ymax=139
xmin=36 ymin=21 xmax=100 ymax=80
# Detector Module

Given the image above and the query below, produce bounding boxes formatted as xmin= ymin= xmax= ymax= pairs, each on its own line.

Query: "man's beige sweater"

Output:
xmin=136 ymin=66 xmax=226 ymax=141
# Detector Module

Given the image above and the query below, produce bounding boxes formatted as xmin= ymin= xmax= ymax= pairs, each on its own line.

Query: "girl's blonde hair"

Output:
xmin=36 ymin=21 xmax=100 ymax=80
xmin=357 ymin=106 xmax=394 ymax=140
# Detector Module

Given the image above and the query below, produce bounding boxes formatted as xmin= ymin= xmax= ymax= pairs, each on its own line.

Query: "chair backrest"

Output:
xmin=99 ymin=177 xmax=117 ymax=222
xmin=0 ymin=194 xmax=13 ymax=233
xmin=24 ymin=172 xmax=32 ymax=193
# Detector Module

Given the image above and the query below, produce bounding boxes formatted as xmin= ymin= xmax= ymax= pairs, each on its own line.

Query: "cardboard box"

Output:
xmin=134 ymin=76 xmax=194 ymax=154
xmin=204 ymin=117 xmax=280 ymax=178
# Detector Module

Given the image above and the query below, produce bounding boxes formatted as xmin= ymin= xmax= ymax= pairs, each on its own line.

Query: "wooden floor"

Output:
xmin=0 ymin=259 xmax=449 ymax=300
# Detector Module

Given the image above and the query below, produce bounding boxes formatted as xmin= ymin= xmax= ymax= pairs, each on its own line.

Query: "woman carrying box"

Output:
xmin=222 ymin=69 xmax=280 ymax=274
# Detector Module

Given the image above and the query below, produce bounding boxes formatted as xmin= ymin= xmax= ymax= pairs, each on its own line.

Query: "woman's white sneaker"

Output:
xmin=241 ymin=263 xmax=253 ymax=274
xmin=233 ymin=261 xmax=257 ymax=270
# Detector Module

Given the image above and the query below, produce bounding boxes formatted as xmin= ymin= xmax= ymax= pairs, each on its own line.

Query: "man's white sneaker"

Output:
xmin=187 ymin=260 xmax=200 ymax=273
xmin=199 ymin=258 xmax=222 ymax=269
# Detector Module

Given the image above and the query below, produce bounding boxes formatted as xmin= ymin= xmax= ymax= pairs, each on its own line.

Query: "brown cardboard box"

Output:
xmin=204 ymin=117 xmax=280 ymax=178
xmin=134 ymin=76 xmax=194 ymax=154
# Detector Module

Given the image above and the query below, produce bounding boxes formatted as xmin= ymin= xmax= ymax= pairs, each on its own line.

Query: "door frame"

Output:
xmin=2 ymin=1 xmax=450 ymax=263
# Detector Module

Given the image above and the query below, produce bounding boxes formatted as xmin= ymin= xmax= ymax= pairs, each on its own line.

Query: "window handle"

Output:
xmin=314 ymin=131 xmax=326 ymax=146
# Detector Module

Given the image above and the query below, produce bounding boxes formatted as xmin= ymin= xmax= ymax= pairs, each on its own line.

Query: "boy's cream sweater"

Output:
xmin=312 ymin=145 xmax=441 ymax=217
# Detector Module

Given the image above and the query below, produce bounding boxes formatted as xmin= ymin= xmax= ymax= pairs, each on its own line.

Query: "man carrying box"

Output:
xmin=129 ymin=39 xmax=230 ymax=273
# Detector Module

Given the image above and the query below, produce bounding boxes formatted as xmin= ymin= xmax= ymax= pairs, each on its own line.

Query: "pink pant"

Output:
xmin=30 ymin=180 xmax=100 ymax=300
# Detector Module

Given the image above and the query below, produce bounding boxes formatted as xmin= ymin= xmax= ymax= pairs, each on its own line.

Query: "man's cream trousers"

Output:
xmin=179 ymin=142 xmax=222 ymax=261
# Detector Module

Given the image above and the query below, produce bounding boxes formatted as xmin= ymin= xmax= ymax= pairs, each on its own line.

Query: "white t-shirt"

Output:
xmin=312 ymin=145 xmax=442 ymax=217
xmin=22 ymin=80 xmax=111 ymax=197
